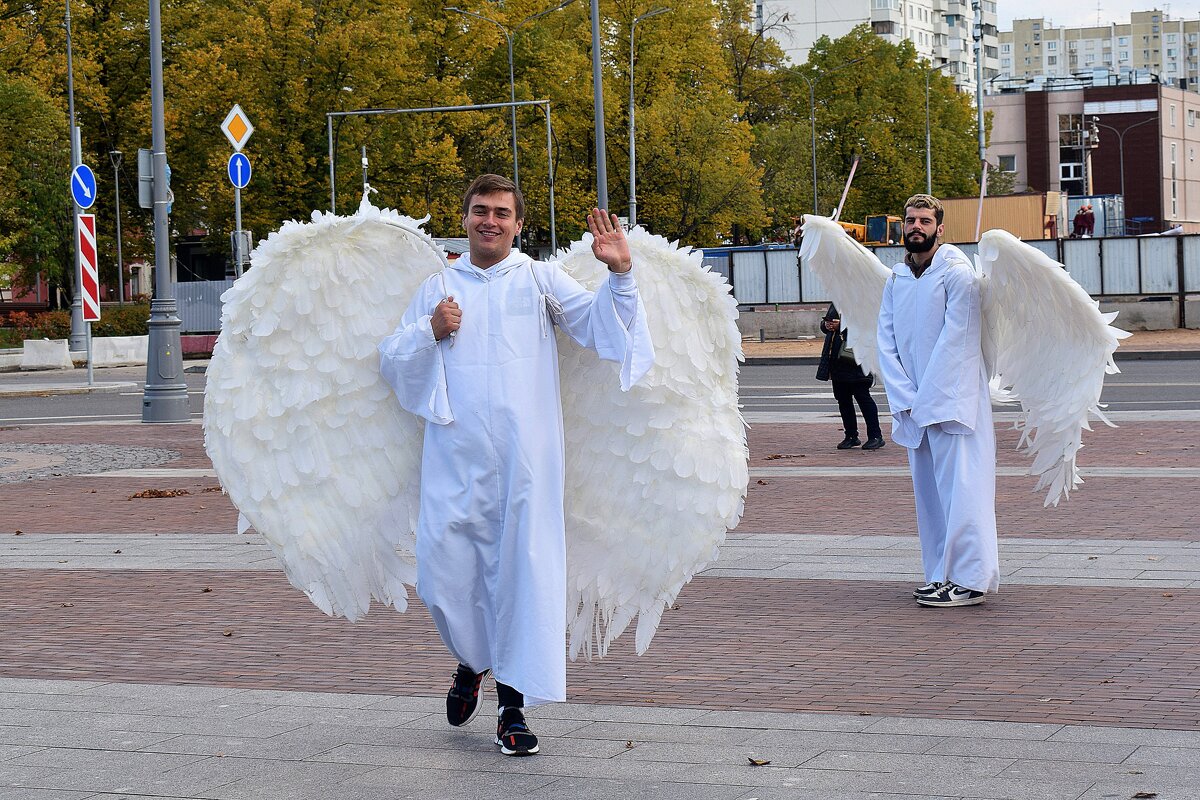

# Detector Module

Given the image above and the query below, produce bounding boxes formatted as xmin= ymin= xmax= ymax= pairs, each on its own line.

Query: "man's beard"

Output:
xmin=904 ymin=232 xmax=937 ymax=254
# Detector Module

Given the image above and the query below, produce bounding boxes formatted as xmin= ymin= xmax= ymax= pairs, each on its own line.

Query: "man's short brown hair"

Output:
xmin=462 ymin=174 xmax=525 ymax=221
xmin=903 ymin=194 xmax=944 ymax=225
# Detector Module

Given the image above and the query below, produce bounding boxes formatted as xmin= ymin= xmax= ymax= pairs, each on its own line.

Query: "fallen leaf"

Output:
xmin=13 ymin=531 xmax=21 ymax=535
xmin=670 ymin=603 xmax=681 ymax=611
xmin=202 ymin=587 xmax=213 ymax=593
xmin=128 ymin=488 xmax=191 ymax=500
xmin=764 ymin=453 xmax=805 ymax=460
xmin=1100 ymin=679 xmax=1115 ymax=684
xmin=1163 ymin=593 xmax=1174 ymax=598
xmin=857 ymin=711 xmax=872 ymax=716
xmin=1087 ymin=556 xmax=1098 ymax=561
xmin=747 ymin=757 xmax=771 ymax=766
xmin=756 ymin=479 xmax=769 ymax=485
xmin=1147 ymin=556 xmax=1162 ymax=561
xmin=222 ymin=629 xmax=233 ymax=637
xmin=88 ymin=489 xmax=96 ymax=494
xmin=1136 ymin=451 xmax=1148 ymax=455
xmin=625 ymin=741 xmax=634 ymax=749
xmin=1127 ymin=770 xmax=1144 ymax=775
xmin=202 ymin=487 xmax=222 ymax=493
xmin=113 ymin=550 xmax=122 ymax=554
xmin=59 ymin=603 xmax=73 ymax=608
xmin=1132 ymin=792 xmax=1158 ymax=798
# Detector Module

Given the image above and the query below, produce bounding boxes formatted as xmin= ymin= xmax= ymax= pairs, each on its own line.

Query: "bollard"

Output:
xmin=759 ymin=328 xmax=765 ymax=343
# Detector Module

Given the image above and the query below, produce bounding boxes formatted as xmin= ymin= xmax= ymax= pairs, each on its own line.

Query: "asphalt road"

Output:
xmin=0 ymin=356 xmax=1196 ymax=424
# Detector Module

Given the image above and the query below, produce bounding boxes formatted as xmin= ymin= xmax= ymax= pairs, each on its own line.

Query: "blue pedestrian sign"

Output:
xmin=70 ymin=164 xmax=97 ymax=209
xmin=227 ymin=152 xmax=251 ymax=189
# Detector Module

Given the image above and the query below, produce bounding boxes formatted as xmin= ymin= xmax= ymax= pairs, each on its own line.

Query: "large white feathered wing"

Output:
xmin=799 ymin=215 xmax=892 ymax=375
xmin=554 ymin=228 xmax=748 ymax=659
xmin=976 ymin=230 xmax=1130 ymax=507
xmin=203 ymin=200 xmax=442 ymax=620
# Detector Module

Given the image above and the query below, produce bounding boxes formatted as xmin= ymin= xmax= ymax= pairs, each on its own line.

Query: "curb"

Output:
xmin=0 ymin=382 xmax=138 ymax=398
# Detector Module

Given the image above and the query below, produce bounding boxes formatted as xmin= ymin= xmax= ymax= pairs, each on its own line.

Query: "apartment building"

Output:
xmin=1000 ymin=10 xmax=1200 ymax=91
xmin=760 ymin=0 xmax=1000 ymax=94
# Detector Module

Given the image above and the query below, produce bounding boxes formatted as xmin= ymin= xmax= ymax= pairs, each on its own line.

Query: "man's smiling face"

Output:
xmin=463 ymin=191 xmax=524 ymax=268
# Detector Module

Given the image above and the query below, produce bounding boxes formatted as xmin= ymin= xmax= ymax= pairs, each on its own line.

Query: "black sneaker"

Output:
xmin=495 ymin=706 xmax=539 ymax=756
xmin=912 ymin=580 xmax=944 ymax=599
xmin=446 ymin=664 xmax=489 ymax=727
xmin=862 ymin=436 xmax=885 ymax=450
xmin=916 ymin=582 xmax=985 ymax=607
xmin=837 ymin=436 xmax=861 ymax=450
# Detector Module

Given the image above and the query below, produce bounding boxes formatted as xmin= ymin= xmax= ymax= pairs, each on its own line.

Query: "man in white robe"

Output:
xmin=378 ymin=174 xmax=652 ymax=755
xmin=876 ymin=194 xmax=999 ymax=608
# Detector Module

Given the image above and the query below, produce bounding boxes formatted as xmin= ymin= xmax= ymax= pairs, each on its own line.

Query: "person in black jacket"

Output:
xmin=816 ymin=303 xmax=884 ymax=450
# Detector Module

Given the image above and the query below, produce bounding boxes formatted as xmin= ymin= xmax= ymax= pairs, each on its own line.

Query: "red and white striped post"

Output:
xmin=77 ymin=213 xmax=99 ymax=384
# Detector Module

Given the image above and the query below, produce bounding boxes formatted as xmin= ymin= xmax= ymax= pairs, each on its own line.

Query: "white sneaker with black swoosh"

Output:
xmin=916 ymin=582 xmax=985 ymax=607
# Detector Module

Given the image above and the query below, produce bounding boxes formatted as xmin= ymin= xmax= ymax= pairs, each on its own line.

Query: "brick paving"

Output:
xmin=0 ymin=569 xmax=1196 ymax=730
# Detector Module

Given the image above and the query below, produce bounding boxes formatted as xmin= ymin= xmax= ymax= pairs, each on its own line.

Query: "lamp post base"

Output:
xmin=142 ymin=298 xmax=190 ymax=423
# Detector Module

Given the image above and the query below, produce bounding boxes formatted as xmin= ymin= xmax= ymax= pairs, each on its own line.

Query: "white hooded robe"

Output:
xmin=876 ymin=244 xmax=1000 ymax=594
xmin=378 ymin=250 xmax=653 ymax=706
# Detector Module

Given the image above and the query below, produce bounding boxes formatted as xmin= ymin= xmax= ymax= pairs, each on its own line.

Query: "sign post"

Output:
xmin=77 ymin=213 xmax=98 ymax=386
xmin=221 ymin=105 xmax=254 ymax=277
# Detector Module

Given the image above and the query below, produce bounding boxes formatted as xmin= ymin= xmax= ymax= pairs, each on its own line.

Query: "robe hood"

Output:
xmin=451 ymin=249 xmax=532 ymax=279
xmin=892 ymin=243 xmax=971 ymax=278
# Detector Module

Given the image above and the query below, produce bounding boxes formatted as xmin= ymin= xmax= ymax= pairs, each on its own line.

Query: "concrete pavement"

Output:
xmin=0 ymin=363 xmax=1198 ymax=798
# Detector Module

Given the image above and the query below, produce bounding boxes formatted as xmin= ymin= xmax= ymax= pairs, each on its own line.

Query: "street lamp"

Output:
xmin=1093 ymin=115 xmax=1158 ymax=227
xmin=924 ymin=62 xmax=955 ymax=195
xmin=109 ymin=150 xmax=124 ymax=306
xmin=628 ymin=6 xmax=670 ymax=228
xmin=796 ymin=58 xmax=864 ymax=215
xmin=444 ymin=0 xmax=575 ymax=194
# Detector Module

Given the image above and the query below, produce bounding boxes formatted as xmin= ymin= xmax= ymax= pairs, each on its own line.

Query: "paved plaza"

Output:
xmin=0 ymin=346 xmax=1197 ymax=799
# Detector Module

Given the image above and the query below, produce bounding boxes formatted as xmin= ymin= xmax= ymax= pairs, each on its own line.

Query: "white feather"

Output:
xmin=799 ymin=215 xmax=891 ymax=376
xmin=203 ymin=198 xmax=439 ymax=621
xmin=976 ymin=229 xmax=1130 ymax=506
xmin=556 ymin=228 xmax=748 ymax=659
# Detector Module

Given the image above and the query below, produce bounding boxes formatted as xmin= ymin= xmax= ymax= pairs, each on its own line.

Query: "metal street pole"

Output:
xmin=925 ymin=62 xmax=954 ymax=195
xmin=142 ymin=0 xmax=189 ymax=423
xmin=109 ymin=150 xmax=124 ymax=305
xmin=65 ymin=0 xmax=86 ymax=351
xmin=1094 ymin=116 xmax=1156 ymax=231
xmin=798 ymin=58 xmax=863 ymax=216
xmin=972 ymin=1 xmax=986 ymax=163
xmin=590 ymin=0 xmax=607 ymax=208
xmin=628 ymin=7 xmax=669 ymax=228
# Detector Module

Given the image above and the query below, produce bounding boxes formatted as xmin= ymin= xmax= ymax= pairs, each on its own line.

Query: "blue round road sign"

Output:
xmin=227 ymin=152 xmax=251 ymax=189
xmin=70 ymin=164 xmax=97 ymax=209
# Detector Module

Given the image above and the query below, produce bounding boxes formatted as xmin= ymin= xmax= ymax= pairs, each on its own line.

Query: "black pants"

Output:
xmin=833 ymin=380 xmax=881 ymax=440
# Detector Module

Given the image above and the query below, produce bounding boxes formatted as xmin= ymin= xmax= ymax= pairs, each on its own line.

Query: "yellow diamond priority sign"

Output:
xmin=221 ymin=104 xmax=254 ymax=151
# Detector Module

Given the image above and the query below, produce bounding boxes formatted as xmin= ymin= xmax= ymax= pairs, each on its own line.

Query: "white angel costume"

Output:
xmin=203 ymin=199 xmax=747 ymax=705
xmin=800 ymin=214 xmax=1129 ymax=590
xmin=377 ymin=250 xmax=652 ymax=706
xmin=878 ymin=244 xmax=998 ymax=592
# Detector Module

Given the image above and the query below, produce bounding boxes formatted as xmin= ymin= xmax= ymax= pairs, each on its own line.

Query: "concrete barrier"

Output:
xmin=93 ymin=335 xmax=149 ymax=367
xmin=21 ymin=339 xmax=73 ymax=370
xmin=1101 ymin=297 xmax=1179 ymax=331
xmin=736 ymin=308 xmax=824 ymax=340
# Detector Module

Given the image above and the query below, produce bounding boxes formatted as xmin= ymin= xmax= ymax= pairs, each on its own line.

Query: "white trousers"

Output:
xmin=906 ymin=420 xmax=1000 ymax=593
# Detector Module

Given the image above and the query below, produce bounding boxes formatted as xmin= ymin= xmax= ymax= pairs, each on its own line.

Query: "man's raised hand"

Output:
xmin=431 ymin=296 xmax=461 ymax=340
xmin=587 ymin=208 xmax=632 ymax=274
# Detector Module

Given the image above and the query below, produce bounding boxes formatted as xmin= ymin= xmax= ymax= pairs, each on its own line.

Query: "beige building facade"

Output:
xmin=1000 ymin=10 xmax=1200 ymax=92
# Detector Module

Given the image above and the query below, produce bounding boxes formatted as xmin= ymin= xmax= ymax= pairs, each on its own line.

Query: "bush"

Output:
xmin=31 ymin=310 xmax=71 ymax=339
xmin=92 ymin=303 xmax=150 ymax=337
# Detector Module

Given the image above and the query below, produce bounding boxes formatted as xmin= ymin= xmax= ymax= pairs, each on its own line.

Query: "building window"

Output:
xmin=1061 ymin=162 xmax=1083 ymax=180
xmin=1171 ymin=104 xmax=1177 ymax=126
xmin=1002 ymin=43 xmax=1011 ymax=53
xmin=1190 ymin=109 xmax=1196 ymax=127
xmin=1168 ymin=49 xmax=1177 ymax=57
xmin=1168 ymin=33 xmax=1178 ymax=43
xmin=1119 ymin=36 xmax=1129 ymax=45
xmin=1120 ymin=51 xmax=1129 ymax=60
xmin=1048 ymin=55 xmax=1057 ymax=65
xmin=1048 ymin=41 xmax=1057 ymax=50
xmin=998 ymin=155 xmax=1016 ymax=172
